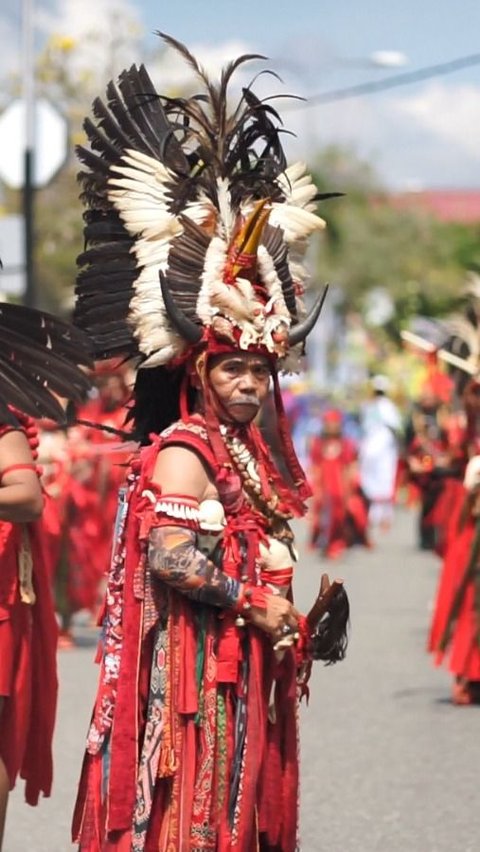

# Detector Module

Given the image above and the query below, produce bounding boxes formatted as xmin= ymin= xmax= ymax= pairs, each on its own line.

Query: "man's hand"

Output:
xmin=249 ymin=595 xmax=300 ymax=640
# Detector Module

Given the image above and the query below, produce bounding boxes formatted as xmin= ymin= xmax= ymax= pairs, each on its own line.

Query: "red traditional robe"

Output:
xmin=0 ymin=426 xmax=58 ymax=805
xmin=308 ymin=434 xmax=368 ymax=557
xmin=42 ymin=402 xmax=134 ymax=618
xmin=73 ymin=415 xmax=302 ymax=852
xmin=428 ymin=488 xmax=480 ymax=683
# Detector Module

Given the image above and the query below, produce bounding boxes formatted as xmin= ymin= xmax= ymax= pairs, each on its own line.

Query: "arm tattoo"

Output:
xmin=148 ymin=525 xmax=240 ymax=608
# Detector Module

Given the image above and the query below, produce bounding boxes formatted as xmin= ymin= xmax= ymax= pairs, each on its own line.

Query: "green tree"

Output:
xmin=312 ymin=145 xmax=480 ymax=325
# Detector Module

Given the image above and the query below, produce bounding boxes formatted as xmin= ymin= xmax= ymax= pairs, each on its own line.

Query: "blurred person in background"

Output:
xmin=0 ymin=301 xmax=91 ymax=846
xmin=428 ymin=452 xmax=480 ymax=704
xmin=404 ymin=379 xmax=463 ymax=552
xmin=308 ymin=408 xmax=369 ymax=558
xmin=0 ymin=412 xmax=56 ymax=847
xmin=41 ymin=361 xmax=135 ymax=649
xmin=427 ymin=374 xmax=480 ymax=704
xmin=359 ymin=375 xmax=402 ymax=532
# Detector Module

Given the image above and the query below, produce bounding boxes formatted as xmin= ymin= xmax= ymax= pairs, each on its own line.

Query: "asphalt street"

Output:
xmin=5 ymin=507 xmax=480 ymax=852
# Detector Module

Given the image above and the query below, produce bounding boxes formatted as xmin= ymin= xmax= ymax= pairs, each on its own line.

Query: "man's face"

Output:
xmin=208 ymin=352 xmax=271 ymax=424
xmin=323 ymin=420 xmax=341 ymax=437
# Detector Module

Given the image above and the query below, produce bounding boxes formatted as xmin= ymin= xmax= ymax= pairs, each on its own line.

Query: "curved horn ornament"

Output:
xmin=288 ymin=285 xmax=329 ymax=347
xmin=159 ymin=271 xmax=203 ymax=345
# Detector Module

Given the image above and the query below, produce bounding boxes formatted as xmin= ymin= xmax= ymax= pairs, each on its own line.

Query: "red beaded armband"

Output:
xmin=0 ymin=425 xmax=15 ymax=440
xmin=234 ymin=582 xmax=275 ymax=616
xmin=0 ymin=463 xmax=38 ymax=485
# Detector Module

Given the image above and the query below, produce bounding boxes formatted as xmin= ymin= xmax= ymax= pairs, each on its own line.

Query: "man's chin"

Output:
xmin=226 ymin=404 xmax=259 ymax=424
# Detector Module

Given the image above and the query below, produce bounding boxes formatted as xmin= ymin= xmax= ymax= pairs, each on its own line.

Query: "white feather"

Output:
xmin=129 ymin=260 xmax=180 ymax=360
xmin=277 ymin=162 xmax=318 ymax=211
xmin=269 ymin=204 xmax=325 ymax=243
xmin=196 ymin=237 xmax=228 ymax=325
xmin=140 ymin=344 xmax=180 ymax=368
xmin=184 ymin=195 xmax=218 ymax=228
xmin=216 ymin=178 xmax=234 ymax=239
xmin=257 ymin=246 xmax=287 ymax=311
xmin=121 ymin=149 xmax=174 ymax=181
xmin=109 ymin=169 xmax=171 ymax=195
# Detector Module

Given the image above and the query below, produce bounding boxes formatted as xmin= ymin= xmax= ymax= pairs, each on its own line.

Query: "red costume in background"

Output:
xmin=40 ymin=365 xmax=135 ymax=628
xmin=0 ymin=419 xmax=58 ymax=804
xmin=309 ymin=411 xmax=369 ymax=558
xmin=428 ymin=380 xmax=480 ymax=704
xmin=65 ymin=412 xmax=132 ymax=616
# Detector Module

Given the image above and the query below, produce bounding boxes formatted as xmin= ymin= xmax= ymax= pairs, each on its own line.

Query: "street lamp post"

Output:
xmin=22 ymin=0 xmax=36 ymax=308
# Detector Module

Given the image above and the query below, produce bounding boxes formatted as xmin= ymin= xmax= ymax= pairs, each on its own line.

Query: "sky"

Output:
xmin=2 ymin=0 xmax=480 ymax=188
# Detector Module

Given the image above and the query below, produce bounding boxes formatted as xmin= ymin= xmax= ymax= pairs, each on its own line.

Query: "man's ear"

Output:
xmin=191 ymin=372 xmax=202 ymax=390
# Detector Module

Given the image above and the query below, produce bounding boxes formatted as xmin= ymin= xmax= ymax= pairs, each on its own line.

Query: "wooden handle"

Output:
xmin=306 ymin=573 xmax=344 ymax=633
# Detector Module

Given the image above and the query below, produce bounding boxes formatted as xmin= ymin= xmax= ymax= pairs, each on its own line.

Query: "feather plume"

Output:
xmin=75 ymin=34 xmax=331 ymax=369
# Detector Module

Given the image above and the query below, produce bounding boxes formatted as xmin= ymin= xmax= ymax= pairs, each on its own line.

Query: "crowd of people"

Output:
xmin=301 ymin=321 xmax=480 ymax=708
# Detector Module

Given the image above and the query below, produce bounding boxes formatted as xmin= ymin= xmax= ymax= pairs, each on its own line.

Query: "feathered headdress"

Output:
xmin=0 ymin=301 xmax=92 ymax=425
xmin=74 ymin=33 xmax=331 ymax=374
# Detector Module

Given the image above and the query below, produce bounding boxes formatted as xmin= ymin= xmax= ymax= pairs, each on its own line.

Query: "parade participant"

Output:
xmin=0 ymin=301 xmax=91 ymax=844
xmin=428 ymin=454 xmax=480 ymax=704
xmin=76 ymin=360 xmax=133 ymax=591
xmin=71 ymin=35 xmax=349 ymax=851
xmin=359 ymin=374 xmax=402 ymax=532
xmin=425 ymin=288 xmax=480 ymax=704
xmin=398 ymin=331 xmax=459 ymax=551
xmin=308 ymin=408 xmax=369 ymax=558
xmin=48 ymin=361 xmax=135 ymax=648
xmin=405 ymin=387 xmax=455 ymax=551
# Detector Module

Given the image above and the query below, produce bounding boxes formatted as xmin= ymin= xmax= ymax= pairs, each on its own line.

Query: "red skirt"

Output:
xmin=0 ymin=521 xmax=58 ymax=805
xmin=0 ymin=594 xmax=32 ymax=698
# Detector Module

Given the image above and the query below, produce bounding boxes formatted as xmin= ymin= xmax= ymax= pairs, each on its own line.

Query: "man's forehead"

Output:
xmin=212 ymin=352 xmax=270 ymax=368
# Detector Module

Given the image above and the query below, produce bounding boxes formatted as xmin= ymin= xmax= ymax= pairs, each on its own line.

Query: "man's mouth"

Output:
xmin=227 ymin=396 xmax=260 ymax=410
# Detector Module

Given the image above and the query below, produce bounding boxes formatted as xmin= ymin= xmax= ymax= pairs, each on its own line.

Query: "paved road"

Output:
xmin=5 ymin=507 xmax=480 ymax=851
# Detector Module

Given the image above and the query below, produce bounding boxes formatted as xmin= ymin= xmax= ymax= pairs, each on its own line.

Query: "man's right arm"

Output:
xmin=148 ymin=444 xmax=299 ymax=636
xmin=148 ymin=525 xmax=241 ymax=607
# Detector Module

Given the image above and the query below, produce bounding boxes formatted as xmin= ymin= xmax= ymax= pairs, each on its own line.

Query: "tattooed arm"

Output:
xmin=148 ymin=525 xmax=241 ymax=608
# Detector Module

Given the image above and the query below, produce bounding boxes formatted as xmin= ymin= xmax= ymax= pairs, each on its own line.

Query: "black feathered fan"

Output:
xmin=0 ymin=302 xmax=92 ymax=425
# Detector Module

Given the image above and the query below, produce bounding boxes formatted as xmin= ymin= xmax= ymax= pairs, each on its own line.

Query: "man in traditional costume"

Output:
xmin=72 ymin=35 xmax=348 ymax=851
xmin=0 ymin=301 xmax=91 ymax=844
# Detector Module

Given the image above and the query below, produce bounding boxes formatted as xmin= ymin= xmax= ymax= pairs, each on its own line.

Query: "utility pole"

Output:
xmin=22 ymin=0 xmax=36 ymax=308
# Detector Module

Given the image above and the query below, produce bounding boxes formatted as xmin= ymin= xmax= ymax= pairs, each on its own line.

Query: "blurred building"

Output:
xmin=388 ymin=189 xmax=480 ymax=224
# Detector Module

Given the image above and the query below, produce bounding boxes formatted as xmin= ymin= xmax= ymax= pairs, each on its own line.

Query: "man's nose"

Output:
xmin=238 ymin=372 xmax=257 ymax=392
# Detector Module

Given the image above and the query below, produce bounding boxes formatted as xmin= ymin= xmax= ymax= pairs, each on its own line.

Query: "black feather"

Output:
xmin=0 ymin=305 xmax=92 ymax=424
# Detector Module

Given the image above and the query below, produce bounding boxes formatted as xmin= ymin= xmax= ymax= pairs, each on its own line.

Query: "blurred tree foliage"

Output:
xmin=312 ymin=145 xmax=480 ymax=330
